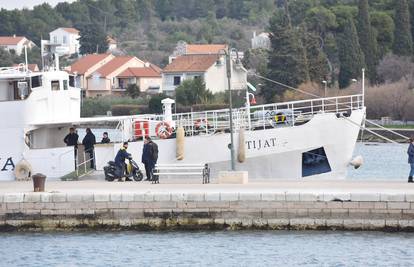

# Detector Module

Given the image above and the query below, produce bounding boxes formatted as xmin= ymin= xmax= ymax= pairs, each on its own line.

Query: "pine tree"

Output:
xmin=302 ymin=29 xmax=329 ymax=83
xmin=338 ymin=17 xmax=365 ymax=89
xmin=393 ymin=0 xmax=413 ymax=56
xmin=357 ymin=0 xmax=378 ymax=82
xmin=264 ymin=1 xmax=309 ymax=102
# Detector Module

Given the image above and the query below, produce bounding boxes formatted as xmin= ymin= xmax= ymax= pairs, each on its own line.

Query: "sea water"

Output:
xmin=0 ymin=231 xmax=413 ymax=266
xmin=348 ymin=142 xmax=410 ymax=180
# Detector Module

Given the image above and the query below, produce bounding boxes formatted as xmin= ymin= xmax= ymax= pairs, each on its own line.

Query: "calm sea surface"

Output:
xmin=0 ymin=231 xmax=413 ymax=267
xmin=348 ymin=142 xmax=410 ymax=180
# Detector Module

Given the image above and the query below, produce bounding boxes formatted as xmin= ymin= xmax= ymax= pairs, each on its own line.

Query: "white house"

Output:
xmin=0 ymin=35 xmax=36 ymax=56
xmin=49 ymin=27 xmax=80 ymax=55
xmin=162 ymin=54 xmax=247 ymax=95
xmin=251 ymin=31 xmax=271 ymax=50
xmin=107 ymin=36 xmax=117 ymax=52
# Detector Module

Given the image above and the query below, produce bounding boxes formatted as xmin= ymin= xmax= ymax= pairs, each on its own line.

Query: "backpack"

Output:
xmin=150 ymin=142 xmax=158 ymax=161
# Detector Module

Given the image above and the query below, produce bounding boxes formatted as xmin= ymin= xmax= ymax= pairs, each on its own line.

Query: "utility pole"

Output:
xmin=224 ymin=49 xmax=236 ymax=171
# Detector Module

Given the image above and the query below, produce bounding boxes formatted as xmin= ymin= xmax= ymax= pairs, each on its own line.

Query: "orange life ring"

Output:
xmin=194 ymin=118 xmax=209 ymax=130
xmin=155 ymin=122 xmax=173 ymax=139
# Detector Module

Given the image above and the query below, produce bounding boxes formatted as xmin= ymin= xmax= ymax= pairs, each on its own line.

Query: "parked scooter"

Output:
xmin=104 ymin=157 xmax=143 ymax=182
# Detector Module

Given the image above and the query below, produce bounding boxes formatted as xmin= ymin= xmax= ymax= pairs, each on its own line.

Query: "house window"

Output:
xmin=63 ymin=36 xmax=67 ymax=44
xmin=53 ymin=36 xmax=57 ymax=43
xmin=173 ymin=76 xmax=181 ymax=86
xmin=51 ymin=80 xmax=60 ymax=91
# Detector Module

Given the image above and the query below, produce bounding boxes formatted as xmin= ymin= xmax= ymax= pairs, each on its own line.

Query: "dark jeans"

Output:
xmin=144 ymin=162 xmax=155 ymax=180
xmin=410 ymin=163 xmax=414 ymax=177
xmin=85 ymin=148 xmax=94 ymax=169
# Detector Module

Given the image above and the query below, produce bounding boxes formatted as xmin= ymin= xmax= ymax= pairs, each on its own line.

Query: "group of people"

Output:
xmin=63 ymin=127 xmax=111 ymax=169
xmin=64 ymin=127 xmax=158 ymax=181
xmin=114 ymin=137 xmax=158 ymax=181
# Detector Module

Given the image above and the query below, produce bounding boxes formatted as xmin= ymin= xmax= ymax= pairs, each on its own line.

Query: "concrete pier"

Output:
xmin=0 ymin=179 xmax=413 ymax=231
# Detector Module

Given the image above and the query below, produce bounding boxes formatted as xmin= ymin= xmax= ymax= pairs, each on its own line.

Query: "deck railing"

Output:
xmin=134 ymin=94 xmax=364 ymax=138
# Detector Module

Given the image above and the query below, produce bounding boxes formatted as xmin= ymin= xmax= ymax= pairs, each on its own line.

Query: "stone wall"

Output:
xmin=1 ymin=192 xmax=413 ymax=231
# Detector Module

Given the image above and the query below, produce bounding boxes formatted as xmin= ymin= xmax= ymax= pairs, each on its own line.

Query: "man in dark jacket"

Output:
xmin=142 ymin=137 xmax=158 ymax=181
xmin=408 ymin=137 xmax=414 ymax=183
xmin=115 ymin=142 xmax=131 ymax=181
xmin=64 ymin=127 xmax=79 ymax=147
xmin=82 ymin=128 xmax=96 ymax=169
xmin=64 ymin=127 xmax=79 ymax=169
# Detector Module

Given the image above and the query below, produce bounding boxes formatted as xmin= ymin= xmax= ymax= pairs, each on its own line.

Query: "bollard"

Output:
xmin=32 ymin=173 xmax=46 ymax=192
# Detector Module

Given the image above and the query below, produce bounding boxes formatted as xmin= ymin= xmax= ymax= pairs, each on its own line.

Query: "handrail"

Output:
xmin=364 ymin=119 xmax=410 ymax=140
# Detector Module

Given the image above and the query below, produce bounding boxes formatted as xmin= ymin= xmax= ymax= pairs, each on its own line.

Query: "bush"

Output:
xmin=81 ymin=96 xmax=148 ymax=117
xmin=111 ymin=105 xmax=149 ymax=116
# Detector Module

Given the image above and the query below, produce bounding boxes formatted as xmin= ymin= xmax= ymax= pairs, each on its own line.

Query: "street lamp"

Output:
xmin=220 ymin=48 xmax=236 ymax=171
xmin=322 ymin=80 xmax=327 ymax=97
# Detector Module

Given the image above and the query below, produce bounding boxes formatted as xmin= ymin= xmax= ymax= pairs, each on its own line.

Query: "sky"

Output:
xmin=0 ymin=0 xmax=75 ymax=10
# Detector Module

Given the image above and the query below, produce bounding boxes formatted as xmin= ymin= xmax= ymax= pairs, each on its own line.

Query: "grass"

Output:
xmin=382 ymin=125 xmax=414 ymax=129
xmin=60 ymin=166 xmax=94 ymax=181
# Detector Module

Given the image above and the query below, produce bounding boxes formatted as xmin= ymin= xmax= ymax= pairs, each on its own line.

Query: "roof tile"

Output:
xmin=70 ymin=54 xmax=112 ymax=75
xmin=163 ymin=54 xmax=220 ymax=73
xmin=0 ymin=36 xmax=25 ymax=45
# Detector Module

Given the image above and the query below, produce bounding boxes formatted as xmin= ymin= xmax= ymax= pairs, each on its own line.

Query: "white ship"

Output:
xmin=0 ymin=63 xmax=365 ymax=181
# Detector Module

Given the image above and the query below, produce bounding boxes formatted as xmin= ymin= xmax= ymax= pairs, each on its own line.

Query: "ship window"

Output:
xmin=51 ymin=80 xmax=60 ymax=91
xmin=63 ymin=80 xmax=68 ymax=90
xmin=31 ymin=75 xmax=42 ymax=88
xmin=69 ymin=75 xmax=75 ymax=87
xmin=302 ymin=147 xmax=331 ymax=177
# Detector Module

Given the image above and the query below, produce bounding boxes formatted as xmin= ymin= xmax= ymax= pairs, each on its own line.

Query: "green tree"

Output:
xmin=371 ymin=11 xmax=394 ymax=58
xmin=78 ymin=23 xmax=109 ymax=55
xmin=393 ymin=0 xmax=413 ymax=56
xmin=175 ymin=78 xmax=213 ymax=105
xmin=126 ymin=84 xmax=141 ymax=99
xmin=0 ymin=48 xmax=14 ymax=67
xmin=265 ymin=3 xmax=309 ymax=102
xmin=302 ymin=29 xmax=329 ymax=83
xmin=304 ymin=6 xmax=338 ymax=38
xmin=338 ymin=17 xmax=365 ymax=89
xmin=357 ymin=0 xmax=379 ymax=82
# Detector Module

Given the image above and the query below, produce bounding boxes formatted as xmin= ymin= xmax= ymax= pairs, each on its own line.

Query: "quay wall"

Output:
xmin=1 ymin=192 xmax=414 ymax=231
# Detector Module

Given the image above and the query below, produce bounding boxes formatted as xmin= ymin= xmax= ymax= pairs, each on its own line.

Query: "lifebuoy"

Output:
xmin=194 ymin=118 xmax=209 ymax=130
xmin=155 ymin=121 xmax=173 ymax=139
xmin=14 ymin=159 xmax=32 ymax=181
xmin=274 ymin=113 xmax=286 ymax=123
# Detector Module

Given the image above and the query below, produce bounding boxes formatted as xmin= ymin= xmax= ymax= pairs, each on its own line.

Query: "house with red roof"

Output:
xmin=0 ymin=35 xmax=36 ymax=56
xmin=49 ymin=27 xmax=80 ymax=55
xmin=117 ymin=63 xmax=162 ymax=94
xmin=69 ymin=54 xmax=162 ymax=97
xmin=162 ymin=54 xmax=247 ymax=94
xmin=68 ymin=53 xmax=114 ymax=94
xmin=82 ymin=56 xmax=160 ymax=97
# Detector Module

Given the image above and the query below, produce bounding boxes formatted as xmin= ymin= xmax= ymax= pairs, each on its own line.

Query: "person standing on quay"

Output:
xmin=142 ymin=136 xmax=158 ymax=181
xmin=408 ymin=137 xmax=414 ymax=183
xmin=82 ymin=128 xmax=96 ymax=169
xmin=64 ymin=127 xmax=79 ymax=168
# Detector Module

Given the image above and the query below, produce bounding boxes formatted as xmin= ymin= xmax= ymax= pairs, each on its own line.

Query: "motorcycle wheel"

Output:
xmin=104 ymin=167 xmax=115 ymax=182
xmin=133 ymin=170 xmax=144 ymax=181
